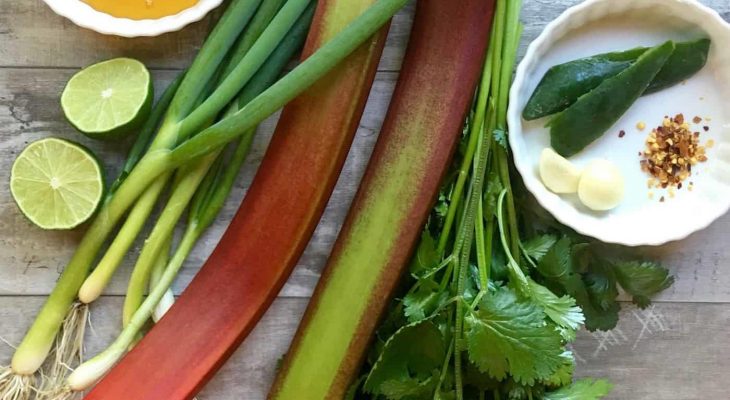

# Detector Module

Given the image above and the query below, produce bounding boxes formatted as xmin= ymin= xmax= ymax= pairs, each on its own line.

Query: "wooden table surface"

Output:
xmin=1 ymin=1 xmax=729 ymax=399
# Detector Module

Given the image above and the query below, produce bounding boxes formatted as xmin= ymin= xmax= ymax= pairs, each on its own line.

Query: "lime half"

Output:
xmin=61 ymin=58 xmax=152 ymax=140
xmin=11 ymin=138 xmax=105 ymax=230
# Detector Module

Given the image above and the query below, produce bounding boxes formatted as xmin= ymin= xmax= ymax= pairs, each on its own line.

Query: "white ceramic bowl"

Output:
xmin=43 ymin=0 xmax=224 ymax=37
xmin=509 ymin=0 xmax=730 ymax=246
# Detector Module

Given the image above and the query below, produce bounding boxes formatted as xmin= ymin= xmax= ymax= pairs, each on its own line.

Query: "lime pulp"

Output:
xmin=61 ymin=58 xmax=152 ymax=140
xmin=10 ymin=138 xmax=105 ymax=230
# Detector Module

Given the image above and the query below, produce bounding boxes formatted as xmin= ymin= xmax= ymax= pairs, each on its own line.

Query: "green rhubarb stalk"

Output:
xmin=270 ymin=1 xmax=494 ymax=398
xmin=9 ymin=0 xmax=269 ymax=376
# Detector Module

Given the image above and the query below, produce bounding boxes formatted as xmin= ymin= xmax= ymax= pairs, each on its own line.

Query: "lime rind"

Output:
xmin=10 ymin=138 xmax=105 ymax=230
xmin=61 ymin=58 xmax=152 ymax=140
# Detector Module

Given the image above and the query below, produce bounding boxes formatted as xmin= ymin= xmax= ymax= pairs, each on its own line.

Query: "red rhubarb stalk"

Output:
xmin=84 ymin=1 xmax=391 ymax=399
xmin=268 ymin=1 xmax=496 ymax=398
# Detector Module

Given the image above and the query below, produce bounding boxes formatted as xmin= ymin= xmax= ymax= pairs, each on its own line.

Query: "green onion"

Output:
xmin=79 ymin=0 xmax=311 ymax=307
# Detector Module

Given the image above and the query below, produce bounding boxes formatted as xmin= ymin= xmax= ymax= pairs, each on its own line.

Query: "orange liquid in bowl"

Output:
xmin=83 ymin=0 xmax=200 ymax=20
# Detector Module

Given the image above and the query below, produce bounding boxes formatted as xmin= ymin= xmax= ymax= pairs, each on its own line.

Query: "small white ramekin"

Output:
xmin=509 ymin=0 xmax=730 ymax=246
xmin=42 ymin=0 xmax=224 ymax=38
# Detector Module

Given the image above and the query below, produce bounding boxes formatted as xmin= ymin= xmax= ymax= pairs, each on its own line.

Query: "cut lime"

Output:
xmin=10 ymin=138 xmax=105 ymax=230
xmin=61 ymin=58 xmax=153 ymax=140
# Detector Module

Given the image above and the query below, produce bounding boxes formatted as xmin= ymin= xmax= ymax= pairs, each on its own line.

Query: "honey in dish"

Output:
xmin=83 ymin=0 xmax=200 ymax=20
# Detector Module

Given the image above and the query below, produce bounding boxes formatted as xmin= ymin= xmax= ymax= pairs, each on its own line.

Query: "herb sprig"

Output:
xmin=350 ymin=0 xmax=674 ymax=398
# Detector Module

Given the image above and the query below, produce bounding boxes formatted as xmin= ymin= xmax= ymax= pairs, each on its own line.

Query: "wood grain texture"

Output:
xmin=0 ymin=1 xmax=414 ymax=71
xmin=0 ymin=298 xmax=726 ymax=400
xmin=0 ymin=0 xmax=729 ymax=399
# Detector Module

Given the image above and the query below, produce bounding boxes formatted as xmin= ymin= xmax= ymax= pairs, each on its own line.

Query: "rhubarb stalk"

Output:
xmin=269 ymin=1 xmax=496 ymax=398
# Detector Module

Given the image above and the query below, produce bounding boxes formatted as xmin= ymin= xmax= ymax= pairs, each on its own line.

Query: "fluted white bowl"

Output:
xmin=42 ymin=0 xmax=224 ymax=37
xmin=508 ymin=0 xmax=730 ymax=246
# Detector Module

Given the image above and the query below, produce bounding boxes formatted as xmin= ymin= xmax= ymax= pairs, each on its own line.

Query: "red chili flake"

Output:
xmin=619 ymin=130 xmax=626 ymax=138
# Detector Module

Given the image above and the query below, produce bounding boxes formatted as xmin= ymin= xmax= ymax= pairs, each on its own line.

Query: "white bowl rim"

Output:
xmin=508 ymin=0 xmax=730 ymax=247
xmin=43 ymin=0 xmax=224 ymax=38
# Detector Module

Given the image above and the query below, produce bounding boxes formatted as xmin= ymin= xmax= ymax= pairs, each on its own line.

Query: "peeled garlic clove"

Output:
xmin=578 ymin=159 xmax=625 ymax=211
xmin=539 ymin=148 xmax=582 ymax=194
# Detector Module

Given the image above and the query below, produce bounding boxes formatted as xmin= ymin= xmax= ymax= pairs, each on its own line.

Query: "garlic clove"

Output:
xmin=539 ymin=148 xmax=582 ymax=194
xmin=578 ymin=159 xmax=625 ymax=211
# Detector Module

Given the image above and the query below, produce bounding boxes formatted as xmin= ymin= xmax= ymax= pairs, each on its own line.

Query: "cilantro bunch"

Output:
xmin=349 ymin=1 xmax=674 ymax=399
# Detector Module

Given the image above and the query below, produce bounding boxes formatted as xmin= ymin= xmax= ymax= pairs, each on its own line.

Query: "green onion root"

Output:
xmin=0 ymin=367 xmax=34 ymax=400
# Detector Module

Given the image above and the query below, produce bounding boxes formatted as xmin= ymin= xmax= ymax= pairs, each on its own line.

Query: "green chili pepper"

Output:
xmin=646 ymin=38 xmax=710 ymax=94
xmin=549 ymin=40 xmax=675 ymax=157
xmin=523 ymin=39 xmax=710 ymax=120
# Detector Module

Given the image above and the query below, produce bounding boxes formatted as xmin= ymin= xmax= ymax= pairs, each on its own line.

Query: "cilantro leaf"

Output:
xmin=522 ymin=235 xmax=558 ymax=261
xmin=402 ymin=278 xmax=448 ymax=323
xmin=365 ymin=320 xmax=446 ymax=398
xmin=465 ymin=287 xmax=565 ymax=385
xmin=528 ymin=279 xmax=584 ymax=331
xmin=582 ymin=270 xmax=620 ymax=331
xmin=584 ymin=271 xmax=619 ymax=312
xmin=612 ymin=261 xmax=674 ymax=308
xmin=379 ymin=378 xmax=436 ymax=400
xmin=543 ymin=379 xmax=612 ymax=400
xmin=503 ymin=380 xmax=544 ymax=400
xmin=536 ymin=238 xmax=618 ymax=331
xmin=463 ymin=361 xmax=500 ymax=392
xmin=541 ymin=352 xmax=575 ymax=388
xmin=536 ymin=237 xmax=571 ymax=279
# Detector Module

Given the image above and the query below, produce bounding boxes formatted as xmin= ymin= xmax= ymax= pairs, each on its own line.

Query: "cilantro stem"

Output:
xmin=497 ymin=190 xmax=529 ymax=292
xmin=494 ymin=0 xmax=523 ymax=258
xmin=474 ymin=195 xmax=488 ymax=288
xmin=453 ymin=67 xmax=495 ymax=400
xmin=434 ymin=337 xmax=454 ymax=399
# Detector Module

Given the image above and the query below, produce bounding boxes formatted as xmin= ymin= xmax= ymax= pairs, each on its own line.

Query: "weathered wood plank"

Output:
xmin=2 ymin=65 xmax=730 ymax=301
xmin=0 ymin=298 xmax=725 ymax=400
xmin=0 ymin=1 xmax=414 ymax=72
